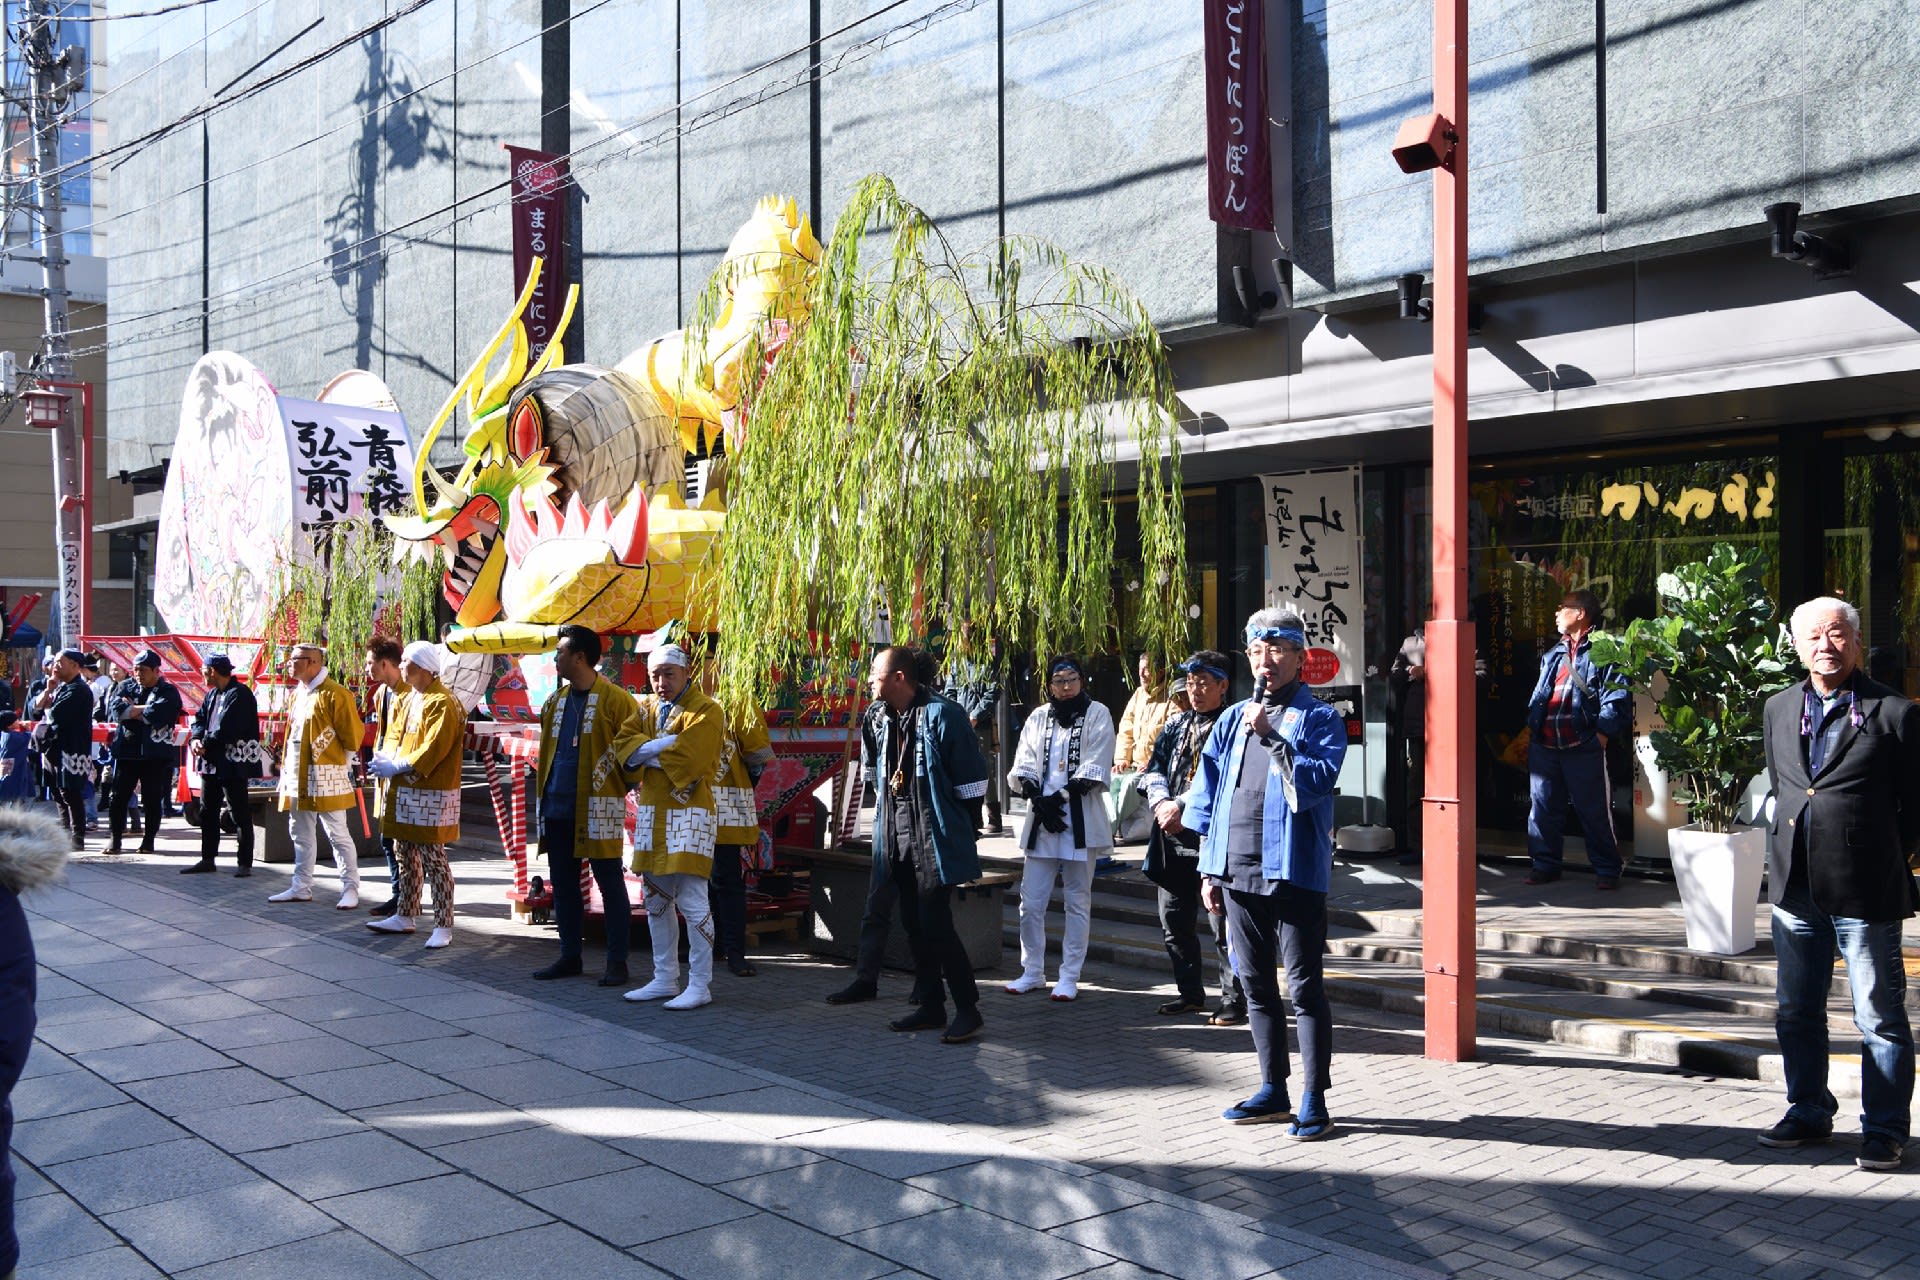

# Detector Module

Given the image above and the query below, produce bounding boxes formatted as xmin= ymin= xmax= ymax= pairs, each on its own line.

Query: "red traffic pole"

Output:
xmin=1419 ymin=0 xmax=1477 ymax=1062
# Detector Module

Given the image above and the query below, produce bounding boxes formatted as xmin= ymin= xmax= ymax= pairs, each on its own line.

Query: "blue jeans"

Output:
xmin=1526 ymin=740 xmax=1619 ymax=878
xmin=1772 ymin=882 xmax=1914 ymax=1142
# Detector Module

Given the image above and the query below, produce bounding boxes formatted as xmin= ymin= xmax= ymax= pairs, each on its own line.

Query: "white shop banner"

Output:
xmin=1258 ymin=467 xmax=1362 ymax=688
xmin=281 ymin=397 xmax=416 ymax=528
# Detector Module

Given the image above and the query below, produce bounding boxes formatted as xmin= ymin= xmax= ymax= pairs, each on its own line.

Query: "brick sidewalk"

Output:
xmin=33 ymin=835 xmax=1920 ymax=1279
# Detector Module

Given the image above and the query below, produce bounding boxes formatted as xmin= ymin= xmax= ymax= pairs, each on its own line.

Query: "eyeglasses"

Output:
xmin=1048 ymin=672 xmax=1082 ymax=685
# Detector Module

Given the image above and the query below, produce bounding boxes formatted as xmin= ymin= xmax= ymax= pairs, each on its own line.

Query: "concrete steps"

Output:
xmin=987 ymin=857 xmax=1870 ymax=1095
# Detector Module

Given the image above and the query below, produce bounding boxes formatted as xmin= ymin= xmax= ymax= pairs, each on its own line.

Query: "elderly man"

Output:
xmin=531 ymin=625 xmax=641 ymax=987
xmin=185 ymin=653 xmax=261 ymax=876
xmin=367 ymin=642 xmax=464 ymax=950
xmin=621 ymin=644 xmax=724 ymax=1011
xmin=863 ymin=645 xmax=992 ymax=1042
xmin=1759 ymin=597 xmax=1920 ymax=1171
xmin=1523 ymin=588 xmax=1630 ymax=889
xmin=1184 ymin=608 xmax=1348 ymax=1138
xmin=38 ymin=649 xmax=93 ymax=850
xmin=1139 ymin=651 xmax=1244 ymax=1023
xmin=104 ymin=649 xmax=183 ymax=857
xmin=270 ymin=642 xmax=366 ymax=908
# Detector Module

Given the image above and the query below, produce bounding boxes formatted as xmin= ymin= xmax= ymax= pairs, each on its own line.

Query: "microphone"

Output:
xmin=1245 ymin=672 xmax=1268 ymax=733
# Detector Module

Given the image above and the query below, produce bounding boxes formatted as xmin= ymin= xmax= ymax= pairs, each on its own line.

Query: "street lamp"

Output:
xmin=20 ymin=383 xmax=69 ymax=430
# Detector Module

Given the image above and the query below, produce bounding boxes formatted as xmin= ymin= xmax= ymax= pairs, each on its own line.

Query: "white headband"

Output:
xmin=401 ymin=640 xmax=443 ymax=676
xmin=647 ymin=643 xmax=691 ymax=672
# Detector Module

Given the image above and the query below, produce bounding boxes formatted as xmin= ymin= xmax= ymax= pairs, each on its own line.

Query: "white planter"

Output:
xmin=1667 ymin=822 xmax=1768 ymax=955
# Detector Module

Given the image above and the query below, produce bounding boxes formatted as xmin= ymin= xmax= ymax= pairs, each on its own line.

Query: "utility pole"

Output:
xmin=17 ymin=0 xmax=86 ymax=645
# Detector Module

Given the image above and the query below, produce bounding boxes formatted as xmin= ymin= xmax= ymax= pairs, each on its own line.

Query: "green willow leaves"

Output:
xmin=690 ymin=174 xmax=1188 ymax=714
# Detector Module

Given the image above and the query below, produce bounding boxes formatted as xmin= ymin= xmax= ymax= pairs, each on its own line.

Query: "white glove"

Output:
xmin=625 ymin=735 xmax=678 ymax=769
xmin=367 ymin=755 xmax=405 ymax=779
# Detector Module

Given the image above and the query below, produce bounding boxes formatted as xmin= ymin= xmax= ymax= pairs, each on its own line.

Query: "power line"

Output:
xmin=72 ymin=0 xmax=980 ymax=350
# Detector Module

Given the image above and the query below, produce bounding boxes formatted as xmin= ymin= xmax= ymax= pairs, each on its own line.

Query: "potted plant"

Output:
xmin=1588 ymin=542 xmax=1797 ymax=954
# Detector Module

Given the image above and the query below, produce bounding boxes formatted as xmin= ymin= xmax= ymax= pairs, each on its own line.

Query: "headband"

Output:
xmin=1246 ymin=624 xmax=1307 ymax=649
xmin=648 ymin=643 xmax=692 ymax=672
xmin=1178 ymin=659 xmax=1231 ymax=681
xmin=401 ymin=640 xmax=443 ymax=676
xmin=1048 ymin=657 xmax=1085 ymax=680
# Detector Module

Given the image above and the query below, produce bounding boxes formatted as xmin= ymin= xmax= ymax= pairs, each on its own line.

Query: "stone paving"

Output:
xmin=21 ymin=826 xmax=1920 ymax=1279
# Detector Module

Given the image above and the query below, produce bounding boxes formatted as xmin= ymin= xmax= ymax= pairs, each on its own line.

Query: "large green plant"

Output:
xmin=688 ymin=174 xmax=1187 ymax=714
xmin=1588 ymin=542 xmax=1796 ymax=833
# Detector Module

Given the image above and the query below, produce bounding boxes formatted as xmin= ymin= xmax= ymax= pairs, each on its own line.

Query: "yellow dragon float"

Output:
xmin=384 ymin=195 xmax=822 ymax=652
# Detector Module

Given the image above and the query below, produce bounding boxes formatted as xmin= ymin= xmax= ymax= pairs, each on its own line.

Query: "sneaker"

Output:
xmin=370 ymin=898 xmax=398 ymax=915
xmin=1222 ymin=1085 xmax=1293 ymax=1124
xmin=1857 ymin=1135 xmax=1904 ymax=1170
xmin=889 ymin=1005 xmax=946 ymax=1032
xmin=825 ymin=980 xmax=878 ymax=1005
xmin=1757 ymin=1113 xmax=1833 ymax=1149
xmin=1158 ymin=997 xmax=1207 ymax=1016
xmin=941 ymin=1006 xmax=985 ymax=1044
xmin=530 ymin=958 xmax=584 ymax=981
xmin=267 ymin=886 xmax=312 ymax=903
xmin=1209 ymin=1002 xmax=1248 ymax=1027
xmin=1003 ymin=974 xmax=1045 ymax=995
xmin=1049 ymin=979 xmax=1079 ymax=1002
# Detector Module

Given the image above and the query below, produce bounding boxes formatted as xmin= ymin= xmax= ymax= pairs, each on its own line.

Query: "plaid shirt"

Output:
xmin=1537 ymin=634 xmax=1586 ymax=750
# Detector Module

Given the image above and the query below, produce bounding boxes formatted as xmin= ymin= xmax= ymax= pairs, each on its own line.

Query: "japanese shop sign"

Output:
xmin=1260 ymin=468 xmax=1362 ymax=689
xmin=280 ymin=398 xmax=416 ymax=528
xmin=505 ymin=145 xmax=572 ymax=361
xmin=1204 ymin=0 xmax=1273 ymax=230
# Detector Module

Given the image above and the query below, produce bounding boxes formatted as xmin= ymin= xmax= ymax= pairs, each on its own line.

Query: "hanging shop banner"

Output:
xmin=280 ymin=397 xmax=416 ymax=528
xmin=505 ymin=144 xmax=571 ymax=359
xmin=1259 ymin=468 xmax=1362 ymax=690
xmin=1203 ymin=0 xmax=1273 ymax=231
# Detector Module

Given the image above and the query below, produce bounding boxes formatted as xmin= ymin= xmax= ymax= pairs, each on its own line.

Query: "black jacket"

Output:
xmin=190 ymin=680 xmax=263 ymax=781
xmin=42 ymin=677 xmax=93 ymax=780
xmin=1763 ymin=674 xmax=1920 ymax=922
xmin=106 ymin=676 xmax=183 ymax=762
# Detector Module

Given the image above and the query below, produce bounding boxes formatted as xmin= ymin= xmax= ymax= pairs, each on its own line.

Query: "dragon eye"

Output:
xmin=511 ymin=400 xmax=543 ymax=459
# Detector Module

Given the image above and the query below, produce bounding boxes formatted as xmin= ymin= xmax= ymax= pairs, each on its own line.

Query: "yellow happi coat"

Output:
xmin=536 ymin=676 xmax=643 ymax=860
xmin=619 ymin=685 xmax=723 ymax=877
xmin=714 ymin=706 xmax=771 ymax=847
xmin=369 ymin=682 xmax=404 ymax=823
xmin=379 ymin=679 xmax=465 ymax=844
xmin=277 ymin=674 xmax=366 ymax=813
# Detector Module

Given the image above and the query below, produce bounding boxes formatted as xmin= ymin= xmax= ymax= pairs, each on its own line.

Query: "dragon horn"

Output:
xmin=410 ymin=257 xmax=545 ymax=513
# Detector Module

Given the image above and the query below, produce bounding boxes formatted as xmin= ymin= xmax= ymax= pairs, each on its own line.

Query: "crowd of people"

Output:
xmin=2 ymin=595 xmax=1913 ymax=1165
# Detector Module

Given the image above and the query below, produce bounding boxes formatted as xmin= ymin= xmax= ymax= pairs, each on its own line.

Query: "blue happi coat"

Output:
xmin=1182 ymin=683 xmax=1348 ymax=893
xmin=864 ymin=690 xmax=990 ymax=888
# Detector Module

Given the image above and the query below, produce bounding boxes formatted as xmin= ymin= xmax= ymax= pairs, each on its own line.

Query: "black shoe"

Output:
xmin=371 ymin=898 xmax=398 ymax=915
xmin=596 ymin=966 xmax=631 ymax=988
xmin=1159 ymin=997 xmax=1207 ymax=1016
xmin=138 ymin=844 xmax=156 ymax=856
xmin=234 ymin=866 xmax=253 ymax=878
xmin=103 ymin=841 xmax=123 ymax=856
xmin=1858 ymin=1135 xmax=1905 ymax=1170
xmin=941 ymin=1006 xmax=984 ymax=1044
xmin=1758 ymin=1114 xmax=1833 ymax=1149
xmin=1209 ymin=1003 xmax=1248 ymax=1027
xmin=1594 ymin=877 xmax=1620 ymax=891
xmin=890 ymin=1005 xmax=947 ymax=1033
xmin=179 ymin=861 xmax=216 ymax=875
xmin=1522 ymin=871 xmax=1561 ymax=886
xmin=532 ymin=958 xmax=585 ymax=981
xmin=825 ymin=980 xmax=878 ymax=1006
xmin=727 ymin=958 xmax=759 ymax=977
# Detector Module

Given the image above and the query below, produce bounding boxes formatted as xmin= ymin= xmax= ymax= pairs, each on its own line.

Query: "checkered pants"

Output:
xmin=394 ymin=840 xmax=455 ymax=929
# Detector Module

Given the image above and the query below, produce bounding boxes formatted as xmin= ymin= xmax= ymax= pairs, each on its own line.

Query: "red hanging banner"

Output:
xmin=1203 ymin=0 xmax=1274 ymax=231
xmin=504 ymin=145 xmax=571 ymax=359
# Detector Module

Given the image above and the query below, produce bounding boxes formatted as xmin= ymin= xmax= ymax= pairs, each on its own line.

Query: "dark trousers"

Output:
xmin=853 ymin=850 xmax=902 ymax=985
xmin=0 ymin=891 xmax=34 ymax=1277
xmin=1224 ymin=883 xmax=1333 ymax=1096
xmin=544 ymin=819 xmax=630 ymax=968
xmin=711 ymin=842 xmax=750 ymax=961
xmin=198 ymin=775 xmax=255 ymax=867
xmin=1155 ymin=862 xmax=1242 ymax=1007
xmin=1526 ymin=740 xmax=1620 ymax=878
xmin=383 ymin=836 xmax=399 ymax=896
xmin=888 ymin=856 xmax=977 ymax=1012
xmin=109 ymin=759 xmax=171 ymax=848
xmin=52 ymin=775 xmax=86 ymax=845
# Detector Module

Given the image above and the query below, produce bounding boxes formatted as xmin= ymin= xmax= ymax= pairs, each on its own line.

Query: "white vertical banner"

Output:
xmin=280 ymin=398 xmax=417 ymax=529
xmin=1258 ymin=467 xmax=1363 ymax=689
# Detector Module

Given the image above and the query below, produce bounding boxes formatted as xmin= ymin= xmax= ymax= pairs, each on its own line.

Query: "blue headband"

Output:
xmin=1048 ymin=658 xmax=1084 ymax=679
xmin=1179 ymin=659 xmax=1231 ymax=681
xmin=1246 ymin=624 xmax=1306 ymax=649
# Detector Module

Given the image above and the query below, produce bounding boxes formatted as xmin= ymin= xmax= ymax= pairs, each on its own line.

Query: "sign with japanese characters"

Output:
xmin=1259 ymin=468 xmax=1362 ymax=689
xmin=1203 ymin=0 xmax=1273 ymax=230
xmin=279 ymin=398 xmax=416 ymax=529
xmin=505 ymin=144 xmax=572 ymax=361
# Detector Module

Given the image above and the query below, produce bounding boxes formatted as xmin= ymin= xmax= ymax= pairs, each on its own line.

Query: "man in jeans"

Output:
xmin=1759 ymin=596 xmax=1920 ymax=1171
xmin=1523 ymin=588 xmax=1630 ymax=889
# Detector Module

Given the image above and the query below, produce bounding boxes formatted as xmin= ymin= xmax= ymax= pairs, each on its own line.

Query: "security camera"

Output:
xmin=1391 ymin=113 xmax=1456 ymax=174
xmin=1398 ymin=273 xmax=1431 ymax=322
xmin=1762 ymin=201 xmax=1850 ymax=277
